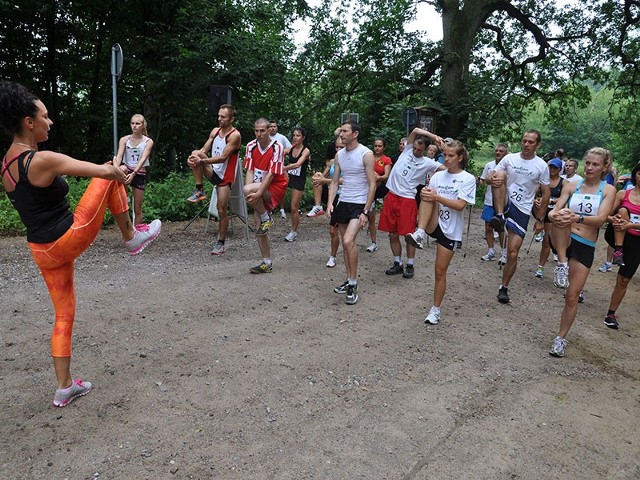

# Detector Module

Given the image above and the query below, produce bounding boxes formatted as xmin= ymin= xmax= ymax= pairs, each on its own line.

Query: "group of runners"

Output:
xmin=2 ymin=80 xmax=638 ymax=409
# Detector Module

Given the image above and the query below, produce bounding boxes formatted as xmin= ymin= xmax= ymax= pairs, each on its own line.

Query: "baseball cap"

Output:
xmin=548 ymin=158 xmax=563 ymax=169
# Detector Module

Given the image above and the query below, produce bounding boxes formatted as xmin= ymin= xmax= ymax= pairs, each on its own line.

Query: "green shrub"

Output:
xmin=0 ymin=171 xmax=322 ymax=235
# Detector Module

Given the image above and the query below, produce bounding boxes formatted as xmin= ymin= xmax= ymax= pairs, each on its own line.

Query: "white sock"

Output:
xmin=263 ymin=258 xmax=272 ymax=266
xmin=407 ymin=258 xmax=414 ymax=266
xmin=394 ymin=256 xmax=402 ymax=264
xmin=260 ymin=212 xmax=270 ymax=222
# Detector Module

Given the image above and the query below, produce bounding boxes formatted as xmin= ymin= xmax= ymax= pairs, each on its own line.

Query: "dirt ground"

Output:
xmin=1 ymin=210 xmax=638 ymax=480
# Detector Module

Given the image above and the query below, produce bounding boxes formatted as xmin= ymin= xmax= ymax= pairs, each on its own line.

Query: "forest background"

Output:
xmin=1 ymin=0 xmax=640 ymax=231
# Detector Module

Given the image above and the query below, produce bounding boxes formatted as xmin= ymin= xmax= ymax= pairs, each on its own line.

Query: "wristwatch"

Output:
xmin=199 ymin=159 xmax=205 ymax=166
xmin=578 ymin=214 xmax=585 ymax=223
xmin=362 ymin=209 xmax=369 ymax=216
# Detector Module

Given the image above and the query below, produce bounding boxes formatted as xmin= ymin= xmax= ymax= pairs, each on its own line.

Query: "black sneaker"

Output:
xmin=603 ymin=313 xmax=619 ymax=329
xmin=403 ymin=265 xmax=415 ymax=279
xmin=345 ymin=284 xmax=359 ymax=305
xmin=385 ymin=262 xmax=404 ymax=275
xmin=497 ymin=286 xmax=510 ymax=304
xmin=334 ymin=280 xmax=349 ymax=294
xmin=489 ymin=214 xmax=506 ymax=233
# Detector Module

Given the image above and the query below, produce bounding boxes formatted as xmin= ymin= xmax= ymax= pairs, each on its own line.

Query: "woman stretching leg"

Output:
xmin=1 ymin=81 xmax=161 ymax=407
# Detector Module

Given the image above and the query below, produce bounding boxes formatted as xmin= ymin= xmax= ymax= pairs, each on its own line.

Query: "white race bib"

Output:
xmin=253 ymin=169 xmax=266 ymax=183
xmin=568 ymin=192 xmax=602 ymax=216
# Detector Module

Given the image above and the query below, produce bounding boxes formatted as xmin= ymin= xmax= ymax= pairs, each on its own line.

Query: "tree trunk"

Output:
xmin=439 ymin=0 xmax=504 ymax=140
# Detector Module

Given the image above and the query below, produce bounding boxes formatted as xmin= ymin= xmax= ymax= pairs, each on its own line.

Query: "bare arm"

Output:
xmin=407 ymin=127 xmax=444 ymax=149
xmin=284 ymin=147 xmax=310 ymax=171
xmin=327 ymin=154 xmax=340 ymax=215
xmin=113 ymin=136 xmax=127 ymax=167
xmin=28 ymin=151 xmax=126 ymax=187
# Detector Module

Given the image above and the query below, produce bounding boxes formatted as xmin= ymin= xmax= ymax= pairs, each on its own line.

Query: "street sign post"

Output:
xmin=111 ymin=44 xmax=123 ymax=157
xmin=402 ymin=107 xmax=417 ymax=136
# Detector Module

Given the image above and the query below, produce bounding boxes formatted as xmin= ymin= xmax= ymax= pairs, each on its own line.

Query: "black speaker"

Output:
xmin=207 ymin=85 xmax=233 ymax=116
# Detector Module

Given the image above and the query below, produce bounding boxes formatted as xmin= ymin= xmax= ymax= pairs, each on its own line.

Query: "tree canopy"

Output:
xmin=1 ymin=0 xmax=639 ymax=174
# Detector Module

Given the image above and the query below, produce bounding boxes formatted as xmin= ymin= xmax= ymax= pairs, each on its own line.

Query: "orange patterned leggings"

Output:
xmin=28 ymin=178 xmax=128 ymax=357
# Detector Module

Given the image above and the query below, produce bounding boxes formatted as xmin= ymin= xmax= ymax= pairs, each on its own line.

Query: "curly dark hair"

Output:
xmin=0 ymin=81 xmax=39 ymax=135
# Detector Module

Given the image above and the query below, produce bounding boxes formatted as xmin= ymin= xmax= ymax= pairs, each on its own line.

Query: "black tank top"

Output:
xmin=4 ymin=150 xmax=73 ymax=243
xmin=548 ymin=177 xmax=564 ymax=208
xmin=286 ymin=146 xmax=309 ymax=178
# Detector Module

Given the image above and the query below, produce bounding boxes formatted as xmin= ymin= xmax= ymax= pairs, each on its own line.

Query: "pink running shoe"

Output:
xmin=125 ymin=219 xmax=161 ymax=255
xmin=53 ymin=379 xmax=92 ymax=407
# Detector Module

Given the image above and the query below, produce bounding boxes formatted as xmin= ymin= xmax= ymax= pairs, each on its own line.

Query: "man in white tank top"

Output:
xmin=186 ymin=105 xmax=242 ymax=255
xmin=327 ymin=121 xmax=376 ymax=305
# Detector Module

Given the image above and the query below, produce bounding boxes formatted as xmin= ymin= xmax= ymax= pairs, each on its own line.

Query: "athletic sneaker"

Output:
xmin=249 ymin=262 xmax=272 ymax=274
xmin=497 ymin=286 xmax=509 ymax=304
xmin=499 ymin=252 xmax=507 ymax=266
xmin=256 ymin=216 xmax=273 ymax=236
xmin=554 ymin=264 xmax=569 ymax=288
xmin=53 ymin=379 xmax=92 ymax=407
xmin=549 ymin=336 xmax=567 ymax=357
xmin=598 ymin=261 xmax=612 ymax=273
xmin=279 ymin=208 xmax=286 ymax=219
xmin=403 ymin=265 xmax=415 ymax=279
xmin=424 ymin=307 xmax=440 ymax=325
xmin=405 ymin=231 xmax=425 ymax=250
xmin=493 ymin=230 xmax=499 ymax=239
xmin=603 ymin=313 xmax=619 ymax=329
xmin=285 ymin=231 xmax=298 ymax=242
xmin=534 ymin=232 xmax=544 ymax=242
xmin=366 ymin=242 xmax=379 ymax=252
xmin=326 ymin=256 xmax=337 ymax=268
xmin=612 ymin=249 xmax=625 ymax=266
xmin=307 ymin=205 xmax=325 ymax=217
xmin=489 ymin=214 xmax=506 ymax=233
xmin=334 ymin=280 xmax=349 ymax=294
xmin=534 ymin=265 xmax=544 ymax=278
xmin=481 ymin=251 xmax=496 ymax=261
xmin=186 ymin=188 xmax=206 ymax=203
xmin=385 ymin=261 xmax=404 ymax=275
xmin=211 ymin=241 xmax=226 ymax=256
xmin=345 ymin=284 xmax=359 ymax=305
xmin=124 ymin=219 xmax=161 ymax=255
xmin=553 ymin=253 xmax=558 ymax=262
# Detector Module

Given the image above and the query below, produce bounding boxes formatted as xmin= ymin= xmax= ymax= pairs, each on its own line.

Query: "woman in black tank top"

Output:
xmin=533 ymin=158 xmax=564 ymax=278
xmin=282 ymin=127 xmax=310 ymax=242
xmin=0 ymin=81 xmax=161 ymax=408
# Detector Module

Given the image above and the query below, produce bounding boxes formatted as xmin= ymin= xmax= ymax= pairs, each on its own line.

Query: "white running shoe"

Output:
xmin=326 ymin=256 xmax=337 ymax=268
xmin=285 ymin=231 xmax=298 ymax=242
xmin=481 ymin=251 xmax=496 ymax=261
xmin=405 ymin=231 xmax=425 ymax=250
xmin=493 ymin=230 xmax=499 ymax=239
xmin=554 ymin=264 xmax=570 ymax=288
xmin=366 ymin=242 xmax=379 ymax=252
xmin=499 ymin=252 xmax=507 ymax=266
xmin=306 ymin=205 xmax=325 ymax=217
xmin=534 ymin=265 xmax=544 ymax=278
xmin=279 ymin=208 xmax=286 ymax=219
xmin=125 ymin=219 xmax=161 ymax=255
xmin=598 ymin=261 xmax=612 ymax=273
xmin=425 ymin=307 xmax=441 ymax=325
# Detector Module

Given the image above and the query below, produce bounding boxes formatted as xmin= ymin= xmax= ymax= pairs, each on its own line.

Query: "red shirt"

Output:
xmin=244 ymin=139 xmax=287 ymax=187
xmin=374 ymin=154 xmax=392 ymax=176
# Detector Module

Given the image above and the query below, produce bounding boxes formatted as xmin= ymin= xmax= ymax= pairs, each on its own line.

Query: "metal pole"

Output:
xmin=111 ymin=47 xmax=118 ymax=157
